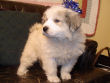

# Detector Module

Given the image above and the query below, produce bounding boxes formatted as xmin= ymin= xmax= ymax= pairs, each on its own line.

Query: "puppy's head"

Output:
xmin=42 ymin=6 xmax=81 ymax=40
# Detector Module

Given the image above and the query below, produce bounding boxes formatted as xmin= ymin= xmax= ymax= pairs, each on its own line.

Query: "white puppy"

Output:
xmin=17 ymin=6 xmax=86 ymax=82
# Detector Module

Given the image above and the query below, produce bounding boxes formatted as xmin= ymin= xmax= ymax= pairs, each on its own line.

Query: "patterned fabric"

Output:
xmin=80 ymin=0 xmax=100 ymax=36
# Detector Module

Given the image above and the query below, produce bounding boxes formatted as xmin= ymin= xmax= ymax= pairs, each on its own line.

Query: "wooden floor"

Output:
xmin=0 ymin=64 xmax=110 ymax=83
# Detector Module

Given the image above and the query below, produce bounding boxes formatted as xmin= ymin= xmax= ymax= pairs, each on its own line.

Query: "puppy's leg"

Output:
xmin=42 ymin=58 xmax=60 ymax=82
xmin=17 ymin=45 xmax=37 ymax=76
xmin=61 ymin=59 xmax=77 ymax=80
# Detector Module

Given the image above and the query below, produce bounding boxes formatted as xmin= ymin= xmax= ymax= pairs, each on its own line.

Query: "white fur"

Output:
xmin=17 ymin=6 xmax=86 ymax=83
xmin=43 ymin=18 xmax=71 ymax=39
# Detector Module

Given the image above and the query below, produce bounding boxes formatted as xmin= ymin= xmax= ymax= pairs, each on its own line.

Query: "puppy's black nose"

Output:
xmin=43 ymin=26 xmax=48 ymax=32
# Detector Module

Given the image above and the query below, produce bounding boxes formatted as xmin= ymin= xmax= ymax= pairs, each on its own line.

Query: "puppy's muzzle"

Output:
xmin=43 ymin=26 xmax=48 ymax=33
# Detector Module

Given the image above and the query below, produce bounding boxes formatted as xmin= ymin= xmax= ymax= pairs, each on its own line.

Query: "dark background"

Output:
xmin=0 ymin=10 xmax=41 ymax=66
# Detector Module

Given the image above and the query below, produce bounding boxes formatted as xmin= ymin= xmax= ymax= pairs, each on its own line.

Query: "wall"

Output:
xmin=90 ymin=0 xmax=110 ymax=55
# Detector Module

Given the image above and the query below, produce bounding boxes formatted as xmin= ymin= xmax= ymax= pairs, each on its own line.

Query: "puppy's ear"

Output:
xmin=42 ymin=13 xmax=47 ymax=24
xmin=66 ymin=11 xmax=81 ymax=32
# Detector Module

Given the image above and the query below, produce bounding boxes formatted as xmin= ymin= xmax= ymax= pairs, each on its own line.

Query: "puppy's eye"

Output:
xmin=54 ymin=19 xmax=60 ymax=23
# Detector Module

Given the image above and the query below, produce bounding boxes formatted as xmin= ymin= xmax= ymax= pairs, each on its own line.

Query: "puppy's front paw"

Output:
xmin=61 ymin=73 xmax=71 ymax=80
xmin=47 ymin=76 xmax=60 ymax=83
xmin=17 ymin=68 xmax=28 ymax=76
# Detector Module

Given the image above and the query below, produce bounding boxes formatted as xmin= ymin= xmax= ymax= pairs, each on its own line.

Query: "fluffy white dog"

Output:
xmin=17 ymin=6 xmax=86 ymax=82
